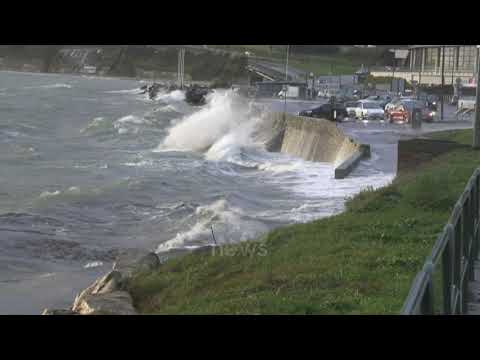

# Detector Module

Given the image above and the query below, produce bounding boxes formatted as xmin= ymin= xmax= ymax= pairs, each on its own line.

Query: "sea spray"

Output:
xmin=155 ymin=90 xmax=185 ymax=102
xmin=157 ymin=90 xmax=259 ymax=153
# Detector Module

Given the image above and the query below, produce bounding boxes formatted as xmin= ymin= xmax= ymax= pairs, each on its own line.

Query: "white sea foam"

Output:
xmin=115 ymin=115 xmax=145 ymax=125
xmin=25 ymin=83 xmax=72 ymax=89
xmin=105 ymin=88 xmax=140 ymax=94
xmin=156 ymin=199 xmax=268 ymax=253
xmin=155 ymin=90 xmax=185 ymax=102
xmin=39 ymin=190 xmax=61 ymax=198
xmin=84 ymin=261 xmax=104 ymax=269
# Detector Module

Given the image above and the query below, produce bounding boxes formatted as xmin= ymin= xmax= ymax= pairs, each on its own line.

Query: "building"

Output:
xmin=370 ymin=45 xmax=479 ymax=86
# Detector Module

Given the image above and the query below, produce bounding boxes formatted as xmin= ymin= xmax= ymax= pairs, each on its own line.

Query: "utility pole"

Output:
xmin=283 ymin=45 xmax=290 ymax=119
xmin=285 ymin=44 xmax=289 ymax=81
xmin=473 ymin=45 xmax=480 ymax=149
xmin=178 ymin=48 xmax=185 ymax=89
xmin=441 ymin=45 xmax=445 ymax=121
xmin=392 ymin=52 xmax=395 ymax=93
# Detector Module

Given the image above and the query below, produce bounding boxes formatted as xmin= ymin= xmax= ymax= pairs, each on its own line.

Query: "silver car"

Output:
xmin=355 ymin=101 xmax=385 ymax=120
xmin=345 ymin=101 xmax=360 ymax=118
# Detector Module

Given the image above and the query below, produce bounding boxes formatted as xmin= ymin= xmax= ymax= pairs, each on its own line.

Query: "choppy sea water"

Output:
xmin=0 ymin=71 xmax=394 ymax=314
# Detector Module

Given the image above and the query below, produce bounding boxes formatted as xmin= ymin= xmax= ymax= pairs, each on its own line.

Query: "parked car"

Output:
xmin=417 ymin=93 xmax=439 ymax=111
xmin=344 ymin=101 xmax=360 ymax=118
xmin=384 ymin=98 xmax=401 ymax=113
xmin=385 ymin=100 xmax=436 ymax=123
xmin=354 ymin=101 xmax=385 ymax=120
xmin=298 ymin=103 xmax=348 ymax=122
xmin=364 ymin=95 xmax=392 ymax=109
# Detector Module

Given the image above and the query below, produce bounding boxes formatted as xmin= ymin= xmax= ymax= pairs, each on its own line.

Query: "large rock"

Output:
xmin=73 ymin=291 xmax=137 ymax=315
xmin=42 ymin=308 xmax=78 ymax=315
xmin=44 ymin=249 xmax=161 ymax=315
xmin=72 ymin=270 xmax=123 ymax=311
xmin=113 ymin=250 xmax=160 ymax=278
xmin=185 ymin=85 xmax=211 ymax=106
xmin=91 ymin=270 xmax=124 ymax=294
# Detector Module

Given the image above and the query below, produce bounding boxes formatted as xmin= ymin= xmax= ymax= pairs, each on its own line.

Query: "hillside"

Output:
xmin=0 ymin=45 xmax=248 ymax=82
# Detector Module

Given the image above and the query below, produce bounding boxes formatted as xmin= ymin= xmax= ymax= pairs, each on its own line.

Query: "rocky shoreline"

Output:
xmin=42 ymin=250 xmax=161 ymax=315
xmin=41 ymin=245 xmax=218 ymax=315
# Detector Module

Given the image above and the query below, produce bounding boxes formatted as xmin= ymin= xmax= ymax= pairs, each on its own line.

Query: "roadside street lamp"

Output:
xmin=473 ymin=45 xmax=480 ymax=148
xmin=441 ymin=45 xmax=445 ymax=121
xmin=283 ymin=45 xmax=290 ymax=120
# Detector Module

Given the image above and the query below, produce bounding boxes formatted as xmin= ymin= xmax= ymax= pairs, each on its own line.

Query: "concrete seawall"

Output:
xmin=264 ymin=113 xmax=370 ymax=179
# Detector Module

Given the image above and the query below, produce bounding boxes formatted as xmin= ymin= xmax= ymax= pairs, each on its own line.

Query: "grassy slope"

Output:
xmin=210 ymin=45 xmax=378 ymax=75
xmin=128 ymin=129 xmax=479 ymax=314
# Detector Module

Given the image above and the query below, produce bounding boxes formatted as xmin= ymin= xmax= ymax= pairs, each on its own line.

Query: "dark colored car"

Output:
xmin=417 ymin=93 xmax=439 ymax=111
xmin=365 ymin=95 xmax=392 ymax=109
xmin=299 ymin=103 xmax=348 ymax=122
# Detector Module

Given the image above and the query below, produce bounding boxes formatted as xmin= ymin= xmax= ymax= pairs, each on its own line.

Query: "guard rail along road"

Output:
xmin=402 ymin=168 xmax=480 ymax=315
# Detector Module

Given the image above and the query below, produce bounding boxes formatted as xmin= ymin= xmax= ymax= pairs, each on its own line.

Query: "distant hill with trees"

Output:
xmin=0 ymin=45 xmax=248 ymax=83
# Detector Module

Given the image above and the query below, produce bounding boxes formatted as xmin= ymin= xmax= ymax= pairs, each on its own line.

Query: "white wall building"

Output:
xmin=371 ymin=45 xmax=479 ymax=86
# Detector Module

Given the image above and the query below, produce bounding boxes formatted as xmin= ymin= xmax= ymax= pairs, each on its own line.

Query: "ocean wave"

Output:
xmin=24 ymin=83 xmax=72 ymax=90
xmin=84 ymin=261 xmax=104 ymax=269
xmin=105 ymin=88 xmax=141 ymax=94
xmin=81 ymin=115 xmax=149 ymax=137
xmin=158 ymin=91 xmax=263 ymax=156
xmin=80 ymin=117 xmax=113 ymax=135
xmin=155 ymin=90 xmax=185 ymax=102
xmin=115 ymin=115 xmax=145 ymax=125
xmin=156 ymin=199 xmax=268 ymax=253
xmin=35 ymin=186 xmax=103 ymax=206
xmin=156 ymin=104 xmax=178 ymax=113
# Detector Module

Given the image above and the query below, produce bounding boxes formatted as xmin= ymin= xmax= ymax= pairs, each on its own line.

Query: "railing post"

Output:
xmin=443 ymin=224 xmax=455 ymax=314
xmin=468 ymin=187 xmax=476 ymax=282
xmin=421 ymin=261 xmax=435 ymax=314
xmin=420 ymin=280 xmax=434 ymax=315
xmin=474 ymin=173 xmax=480 ymax=262
xmin=453 ymin=210 xmax=462 ymax=313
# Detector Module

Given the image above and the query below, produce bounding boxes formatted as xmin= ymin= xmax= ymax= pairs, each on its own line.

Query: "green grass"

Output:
xmin=426 ymin=129 xmax=473 ymax=144
xmin=288 ymin=55 xmax=358 ymax=75
xmin=128 ymin=129 xmax=480 ymax=314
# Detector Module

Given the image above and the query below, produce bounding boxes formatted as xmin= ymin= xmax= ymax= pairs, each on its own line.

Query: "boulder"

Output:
xmin=45 ymin=249 xmax=160 ymax=315
xmin=73 ymin=291 xmax=137 ymax=315
xmin=42 ymin=308 xmax=78 ymax=315
xmin=185 ymin=85 xmax=211 ymax=106
xmin=91 ymin=270 xmax=124 ymax=294
xmin=72 ymin=270 xmax=123 ymax=311
xmin=113 ymin=250 xmax=160 ymax=278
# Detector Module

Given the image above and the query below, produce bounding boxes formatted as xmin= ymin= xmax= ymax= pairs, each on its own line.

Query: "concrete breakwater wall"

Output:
xmin=264 ymin=113 xmax=370 ymax=178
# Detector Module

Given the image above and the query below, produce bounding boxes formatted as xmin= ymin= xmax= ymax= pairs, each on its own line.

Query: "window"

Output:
xmin=361 ymin=102 xmax=378 ymax=109
xmin=458 ymin=46 xmax=476 ymax=71
xmin=424 ymin=48 xmax=437 ymax=71
xmin=443 ymin=47 xmax=456 ymax=71
xmin=413 ymin=48 xmax=423 ymax=70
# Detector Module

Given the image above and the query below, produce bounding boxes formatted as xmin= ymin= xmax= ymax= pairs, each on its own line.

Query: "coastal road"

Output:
xmin=250 ymin=59 xmax=307 ymax=81
xmin=256 ymin=98 xmax=474 ymax=176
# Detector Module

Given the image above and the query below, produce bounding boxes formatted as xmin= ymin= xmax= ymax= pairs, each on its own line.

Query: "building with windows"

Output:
xmin=371 ymin=45 xmax=479 ymax=86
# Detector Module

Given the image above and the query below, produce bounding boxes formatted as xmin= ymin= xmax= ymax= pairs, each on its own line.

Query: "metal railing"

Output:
xmin=402 ymin=168 xmax=480 ymax=314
